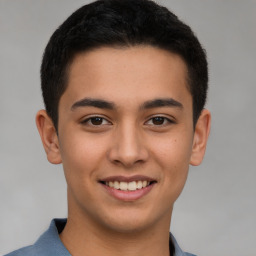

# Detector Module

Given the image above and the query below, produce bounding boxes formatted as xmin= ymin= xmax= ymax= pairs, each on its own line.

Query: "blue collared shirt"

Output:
xmin=5 ymin=219 xmax=196 ymax=256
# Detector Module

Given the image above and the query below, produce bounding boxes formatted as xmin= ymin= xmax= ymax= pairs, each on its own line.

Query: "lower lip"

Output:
xmin=102 ymin=183 xmax=155 ymax=201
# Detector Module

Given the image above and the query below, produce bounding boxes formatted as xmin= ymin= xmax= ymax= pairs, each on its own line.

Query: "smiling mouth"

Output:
xmin=100 ymin=180 xmax=156 ymax=191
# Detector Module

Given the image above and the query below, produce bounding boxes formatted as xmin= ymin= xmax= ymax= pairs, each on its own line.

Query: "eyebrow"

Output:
xmin=71 ymin=98 xmax=115 ymax=110
xmin=140 ymin=98 xmax=183 ymax=110
xmin=71 ymin=97 xmax=183 ymax=111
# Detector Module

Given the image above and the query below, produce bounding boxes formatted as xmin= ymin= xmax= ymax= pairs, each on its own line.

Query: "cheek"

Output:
xmin=150 ymin=131 xmax=193 ymax=196
xmin=58 ymin=130 xmax=108 ymax=181
xmin=152 ymin=132 xmax=193 ymax=169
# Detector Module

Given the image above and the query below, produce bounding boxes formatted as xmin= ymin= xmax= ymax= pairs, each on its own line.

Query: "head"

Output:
xmin=41 ymin=0 xmax=208 ymax=130
xmin=36 ymin=0 xmax=211 ymax=235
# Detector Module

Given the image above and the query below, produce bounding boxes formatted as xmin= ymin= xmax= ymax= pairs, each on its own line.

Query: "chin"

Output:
xmin=103 ymin=219 xmax=151 ymax=234
xmin=96 ymin=208 xmax=163 ymax=234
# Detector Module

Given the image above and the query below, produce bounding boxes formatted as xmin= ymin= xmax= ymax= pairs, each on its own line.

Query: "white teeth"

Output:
xmin=105 ymin=180 xmax=152 ymax=191
xmin=114 ymin=181 xmax=120 ymax=190
xmin=128 ymin=181 xmax=137 ymax=191
xmin=120 ymin=182 xmax=128 ymax=191
xmin=142 ymin=181 xmax=147 ymax=188
xmin=137 ymin=181 xmax=143 ymax=189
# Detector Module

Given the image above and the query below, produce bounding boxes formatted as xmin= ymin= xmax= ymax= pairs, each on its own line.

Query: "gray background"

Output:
xmin=1 ymin=0 xmax=255 ymax=255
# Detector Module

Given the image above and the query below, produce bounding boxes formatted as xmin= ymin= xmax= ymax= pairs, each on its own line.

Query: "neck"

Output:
xmin=60 ymin=207 xmax=173 ymax=256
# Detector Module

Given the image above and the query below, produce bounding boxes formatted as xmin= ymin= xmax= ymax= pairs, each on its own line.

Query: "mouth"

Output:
xmin=99 ymin=176 xmax=157 ymax=201
xmin=100 ymin=180 xmax=156 ymax=191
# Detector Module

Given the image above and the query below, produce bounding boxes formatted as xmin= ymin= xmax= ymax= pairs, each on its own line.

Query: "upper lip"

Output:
xmin=100 ymin=175 xmax=156 ymax=183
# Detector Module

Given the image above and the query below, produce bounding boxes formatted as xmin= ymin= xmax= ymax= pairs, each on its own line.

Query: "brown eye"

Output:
xmin=145 ymin=116 xmax=174 ymax=126
xmin=81 ymin=116 xmax=111 ymax=126
xmin=152 ymin=117 xmax=165 ymax=125
xmin=90 ymin=117 xmax=104 ymax=125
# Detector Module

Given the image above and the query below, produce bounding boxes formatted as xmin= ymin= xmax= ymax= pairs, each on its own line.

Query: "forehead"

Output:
xmin=61 ymin=46 xmax=191 ymax=110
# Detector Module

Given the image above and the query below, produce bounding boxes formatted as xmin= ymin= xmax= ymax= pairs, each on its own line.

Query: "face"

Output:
xmin=37 ymin=46 xmax=210 ymax=233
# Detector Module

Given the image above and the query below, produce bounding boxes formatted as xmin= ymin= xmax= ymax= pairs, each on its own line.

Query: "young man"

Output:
xmin=6 ymin=0 xmax=210 ymax=255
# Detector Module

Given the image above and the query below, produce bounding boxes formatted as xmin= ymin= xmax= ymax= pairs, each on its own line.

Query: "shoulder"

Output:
xmin=4 ymin=242 xmax=49 ymax=256
xmin=4 ymin=245 xmax=37 ymax=256
xmin=4 ymin=219 xmax=70 ymax=256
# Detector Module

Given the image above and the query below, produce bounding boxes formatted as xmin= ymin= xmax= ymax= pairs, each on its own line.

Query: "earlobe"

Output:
xmin=190 ymin=109 xmax=211 ymax=166
xmin=35 ymin=110 xmax=62 ymax=164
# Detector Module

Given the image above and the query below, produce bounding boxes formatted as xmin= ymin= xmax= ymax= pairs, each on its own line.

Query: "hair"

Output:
xmin=41 ymin=0 xmax=208 ymax=129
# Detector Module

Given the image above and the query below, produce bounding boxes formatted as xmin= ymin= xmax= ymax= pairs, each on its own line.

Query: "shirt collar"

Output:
xmin=170 ymin=233 xmax=193 ymax=256
xmin=34 ymin=219 xmax=71 ymax=256
xmin=35 ymin=218 xmax=191 ymax=256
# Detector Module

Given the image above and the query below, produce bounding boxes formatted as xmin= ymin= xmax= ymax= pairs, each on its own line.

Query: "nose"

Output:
xmin=107 ymin=123 xmax=149 ymax=168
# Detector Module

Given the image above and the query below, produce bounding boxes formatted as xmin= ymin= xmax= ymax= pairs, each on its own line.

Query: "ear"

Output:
xmin=36 ymin=110 xmax=62 ymax=164
xmin=190 ymin=109 xmax=211 ymax=166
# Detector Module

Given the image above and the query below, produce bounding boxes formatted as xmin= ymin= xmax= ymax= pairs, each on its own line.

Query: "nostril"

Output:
xmin=107 ymin=135 xmax=149 ymax=167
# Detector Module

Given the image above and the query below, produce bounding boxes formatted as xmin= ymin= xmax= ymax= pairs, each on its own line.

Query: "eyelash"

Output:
xmin=145 ymin=116 xmax=175 ymax=126
xmin=81 ymin=115 xmax=174 ymax=127
xmin=81 ymin=116 xmax=111 ymax=126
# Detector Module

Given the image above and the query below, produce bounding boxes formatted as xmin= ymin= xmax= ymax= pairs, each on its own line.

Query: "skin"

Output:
xmin=36 ymin=46 xmax=211 ymax=256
